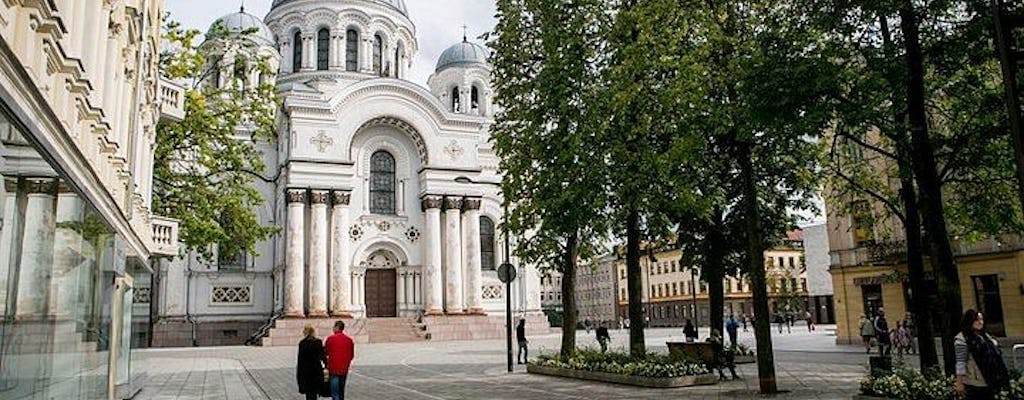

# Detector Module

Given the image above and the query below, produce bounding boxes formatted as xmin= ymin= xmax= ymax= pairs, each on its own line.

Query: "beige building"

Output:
xmin=615 ymin=233 xmax=809 ymax=327
xmin=0 ymin=0 xmax=178 ymax=399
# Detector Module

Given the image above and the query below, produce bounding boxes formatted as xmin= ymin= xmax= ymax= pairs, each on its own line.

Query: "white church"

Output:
xmin=147 ymin=0 xmax=547 ymax=347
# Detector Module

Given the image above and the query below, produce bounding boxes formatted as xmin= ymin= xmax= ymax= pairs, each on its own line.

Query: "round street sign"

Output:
xmin=497 ymin=262 xmax=517 ymax=283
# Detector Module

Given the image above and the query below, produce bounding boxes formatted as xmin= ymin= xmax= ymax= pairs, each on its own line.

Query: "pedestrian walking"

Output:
xmin=873 ymin=308 xmax=891 ymax=356
xmin=955 ymin=309 xmax=1011 ymax=400
xmin=859 ymin=314 xmax=875 ymax=353
xmin=805 ymin=310 xmax=815 ymax=332
xmin=706 ymin=329 xmax=741 ymax=381
xmin=903 ymin=319 xmax=917 ymax=355
xmin=584 ymin=319 xmax=591 ymax=334
xmin=725 ymin=315 xmax=739 ymax=348
xmin=684 ymin=319 xmax=698 ymax=343
xmin=516 ymin=319 xmax=529 ymax=364
xmin=596 ymin=324 xmax=610 ymax=353
xmin=785 ymin=313 xmax=794 ymax=333
xmin=775 ymin=314 xmax=784 ymax=334
xmin=891 ymin=320 xmax=910 ymax=357
xmin=296 ymin=324 xmax=325 ymax=400
xmin=323 ymin=320 xmax=355 ymax=400
xmin=741 ymin=313 xmax=749 ymax=332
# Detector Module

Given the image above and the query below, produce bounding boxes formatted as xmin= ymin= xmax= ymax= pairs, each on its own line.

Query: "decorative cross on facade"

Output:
xmin=462 ymin=24 xmax=468 ymax=41
xmin=311 ymin=131 xmax=334 ymax=153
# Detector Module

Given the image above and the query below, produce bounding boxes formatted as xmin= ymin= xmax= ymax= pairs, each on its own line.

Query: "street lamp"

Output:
xmin=497 ymin=202 xmax=517 ymax=373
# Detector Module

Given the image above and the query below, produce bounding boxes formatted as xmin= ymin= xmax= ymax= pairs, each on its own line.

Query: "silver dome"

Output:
xmin=271 ymin=0 xmax=409 ymax=16
xmin=435 ymin=39 xmax=490 ymax=73
xmin=209 ymin=9 xmax=275 ymax=46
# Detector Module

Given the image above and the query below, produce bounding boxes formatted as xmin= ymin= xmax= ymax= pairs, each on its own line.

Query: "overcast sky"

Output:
xmin=163 ymin=0 xmax=497 ymax=86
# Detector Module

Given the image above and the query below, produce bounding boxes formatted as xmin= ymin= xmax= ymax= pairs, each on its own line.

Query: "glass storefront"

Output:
xmin=0 ymin=105 xmax=133 ymax=399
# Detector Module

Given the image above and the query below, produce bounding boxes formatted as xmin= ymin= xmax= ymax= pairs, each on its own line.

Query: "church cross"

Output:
xmin=462 ymin=24 xmax=468 ymax=42
xmin=311 ymin=131 xmax=334 ymax=153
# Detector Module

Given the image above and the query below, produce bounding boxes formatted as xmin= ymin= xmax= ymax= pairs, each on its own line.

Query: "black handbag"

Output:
xmin=318 ymin=369 xmax=331 ymax=397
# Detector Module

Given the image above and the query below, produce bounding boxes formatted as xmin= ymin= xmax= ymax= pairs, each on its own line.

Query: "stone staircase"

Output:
xmin=423 ymin=314 xmax=552 ymax=341
xmin=260 ymin=314 xmax=553 ymax=346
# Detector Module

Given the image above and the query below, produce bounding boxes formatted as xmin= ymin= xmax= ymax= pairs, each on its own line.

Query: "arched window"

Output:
xmin=394 ymin=43 xmax=403 ymax=77
xmin=480 ymin=216 xmax=496 ymax=270
xmin=451 ymin=87 xmax=461 ymax=112
xmin=345 ymin=29 xmax=359 ymax=72
xmin=233 ymin=56 xmax=247 ymax=91
xmin=471 ymin=86 xmax=480 ymax=113
xmin=291 ymin=31 xmax=302 ymax=72
xmin=316 ymin=28 xmax=330 ymax=70
xmin=369 ymin=151 xmax=396 ymax=215
xmin=211 ymin=64 xmax=221 ymax=88
xmin=373 ymin=34 xmax=383 ymax=75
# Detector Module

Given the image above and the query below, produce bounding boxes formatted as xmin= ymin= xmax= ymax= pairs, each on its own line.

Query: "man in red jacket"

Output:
xmin=323 ymin=320 xmax=355 ymax=400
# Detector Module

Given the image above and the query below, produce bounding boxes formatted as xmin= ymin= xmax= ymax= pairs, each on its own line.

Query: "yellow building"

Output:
xmin=828 ymin=207 xmax=1024 ymax=343
xmin=615 ymin=232 xmax=817 ymax=327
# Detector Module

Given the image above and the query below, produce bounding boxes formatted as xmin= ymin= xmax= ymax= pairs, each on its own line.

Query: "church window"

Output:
xmin=373 ymin=34 xmax=383 ymax=75
xmin=233 ymin=56 xmax=247 ymax=91
xmin=480 ymin=216 xmax=496 ymax=270
xmin=316 ymin=28 xmax=330 ymax=71
xmin=369 ymin=150 xmax=396 ymax=215
xmin=346 ymin=29 xmax=359 ymax=71
xmin=471 ymin=86 xmax=480 ymax=113
xmin=451 ymin=87 xmax=461 ymax=112
xmin=291 ymin=31 xmax=302 ymax=72
xmin=211 ymin=64 xmax=221 ymax=88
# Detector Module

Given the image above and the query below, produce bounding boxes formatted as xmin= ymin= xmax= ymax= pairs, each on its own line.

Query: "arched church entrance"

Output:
xmin=363 ymin=249 xmax=399 ymax=317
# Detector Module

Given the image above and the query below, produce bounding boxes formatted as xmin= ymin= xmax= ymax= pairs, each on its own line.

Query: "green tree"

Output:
xmin=155 ymin=18 xmax=279 ymax=261
xmin=489 ymin=0 xmax=609 ymax=359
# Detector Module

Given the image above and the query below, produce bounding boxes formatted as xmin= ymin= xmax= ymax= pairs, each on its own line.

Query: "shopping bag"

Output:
xmin=319 ymin=369 xmax=331 ymax=397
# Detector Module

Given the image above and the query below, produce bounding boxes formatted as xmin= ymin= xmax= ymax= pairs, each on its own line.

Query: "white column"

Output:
xmin=49 ymin=189 xmax=83 ymax=317
xmin=307 ymin=190 xmax=329 ymax=317
xmin=443 ymin=196 xmax=465 ymax=313
xmin=15 ymin=180 xmax=56 ymax=318
xmin=0 ymin=180 xmax=19 ymax=317
xmin=281 ymin=40 xmax=294 ymax=73
xmin=303 ymin=34 xmax=315 ymax=70
xmin=352 ymin=268 xmax=365 ymax=313
xmin=397 ymin=269 xmax=406 ymax=311
xmin=284 ymin=189 xmax=306 ymax=318
xmin=422 ymin=196 xmax=443 ymax=315
xmin=330 ymin=191 xmax=352 ymax=317
xmin=163 ymin=258 xmax=186 ymax=318
xmin=330 ymin=30 xmax=342 ymax=69
xmin=462 ymin=198 xmax=484 ymax=314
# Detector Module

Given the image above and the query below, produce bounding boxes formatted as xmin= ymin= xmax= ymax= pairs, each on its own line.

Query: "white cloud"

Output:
xmin=163 ymin=0 xmax=496 ymax=86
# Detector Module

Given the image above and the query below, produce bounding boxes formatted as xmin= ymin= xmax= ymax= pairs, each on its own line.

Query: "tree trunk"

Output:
xmin=560 ymin=232 xmax=579 ymax=359
xmin=705 ymin=208 xmax=727 ymax=337
xmin=879 ymin=12 xmax=939 ymax=371
xmin=626 ymin=205 xmax=646 ymax=357
xmin=738 ymin=141 xmax=778 ymax=394
xmin=899 ymin=2 xmax=963 ymax=374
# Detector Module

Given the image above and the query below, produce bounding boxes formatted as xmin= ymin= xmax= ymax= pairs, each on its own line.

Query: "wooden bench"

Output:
xmin=666 ymin=341 xmax=717 ymax=365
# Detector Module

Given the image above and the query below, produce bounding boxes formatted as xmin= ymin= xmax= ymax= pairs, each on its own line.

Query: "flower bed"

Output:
xmin=997 ymin=376 xmax=1024 ymax=400
xmin=858 ymin=367 xmax=954 ymax=400
xmin=733 ymin=343 xmax=755 ymax=364
xmin=527 ymin=349 xmax=716 ymax=388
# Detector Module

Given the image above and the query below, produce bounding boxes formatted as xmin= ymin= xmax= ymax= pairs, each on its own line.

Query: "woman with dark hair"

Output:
xmin=954 ymin=309 xmax=1010 ymax=399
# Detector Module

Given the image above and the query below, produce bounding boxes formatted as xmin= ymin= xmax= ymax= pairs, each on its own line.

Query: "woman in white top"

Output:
xmin=954 ymin=309 xmax=1010 ymax=400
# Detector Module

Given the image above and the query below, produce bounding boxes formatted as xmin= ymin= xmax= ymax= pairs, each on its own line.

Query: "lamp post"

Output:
xmin=690 ymin=267 xmax=698 ymax=332
xmin=497 ymin=203 xmax=517 ymax=373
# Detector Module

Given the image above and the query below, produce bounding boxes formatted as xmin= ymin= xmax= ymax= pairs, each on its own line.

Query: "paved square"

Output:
xmin=134 ymin=325 xmax=874 ymax=399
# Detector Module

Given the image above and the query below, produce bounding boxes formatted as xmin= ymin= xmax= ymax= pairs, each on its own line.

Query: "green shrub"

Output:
xmin=530 ymin=348 xmax=708 ymax=378
xmin=859 ymin=367 xmax=954 ymax=400
xmin=997 ymin=375 xmax=1024 ymax=400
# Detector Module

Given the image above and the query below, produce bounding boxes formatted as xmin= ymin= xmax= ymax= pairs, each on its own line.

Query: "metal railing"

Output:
xmin=831 ymin=234 xmax=1024 ymax=268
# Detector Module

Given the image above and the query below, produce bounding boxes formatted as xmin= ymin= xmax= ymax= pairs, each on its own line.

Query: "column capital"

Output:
xmin=286 ymin=189 xmax=307 ymax=204
xmin=442 ymin=196 xmax=463 ymax=211
xmin=3 ymin=177 xmax=18 ymax=192
xmin=26 ymin=179 xmax=57 ymax=194
xmin=310 ymin=190 xmax=330 ymax=205
xmin=332 ymin=190 xmax=352 ymax=206
xmin=421 ymin=195 xmax=443 ymax=211
xmin=462 ymin=197 xmax=482 ymax=211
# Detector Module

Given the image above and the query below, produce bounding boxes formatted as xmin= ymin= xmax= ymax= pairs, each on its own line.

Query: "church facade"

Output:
xmin=149 ymin=0 xmax=543 ymax=346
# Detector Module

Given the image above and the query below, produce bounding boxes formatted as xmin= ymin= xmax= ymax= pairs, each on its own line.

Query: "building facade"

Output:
xmin=615 ymin=233 xmax=811 ymax=328
xmin=803 ymin=223 xmax=835 ymax=325
xmin=0 ymin=0 xmax=177 ymax=399
xmin=539 ymin=255 xmax=619 ymax=328
xmin=148 ymin=0 xmax=543 ymax=346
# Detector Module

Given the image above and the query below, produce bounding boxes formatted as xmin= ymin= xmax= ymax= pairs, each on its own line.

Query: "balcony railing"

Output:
xmin=159 ymin=78 xmax=185 ymax=122
xmin=151 ymin=215 xmax=180 ymax=257
xmin=830 ymin=234 xmax=1024 ymax=268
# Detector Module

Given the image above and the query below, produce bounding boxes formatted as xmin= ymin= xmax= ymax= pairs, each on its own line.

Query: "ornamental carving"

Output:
xmin=405 ymin=227 xmax=421 ymax=243
xmin=462 ymin=198 xmax=482 ymax=211
xmin=443 ymin=197 xmax=463 ymax=211
xmin=421 ymin=196 xmax=442 ymax=211
xmin=332 ymin=191 xmax=351 ymax=206
xmin=376 ymin=221 xmax=391 ymax=232
xmin=349 ymin=225 xmax=363 ymax=241
xmin=443 ymin=140 xmax=464 ymax=161
xmin=26 ymin=179 xmax=57 ymax=194
xmin=309 ymin=190 xmax=330 ymax=204
xmin=286 ymin=189 xmax=307 ymax=204
xmin=311 ymin=131 xmax=334 ymax=153
xmin=356 ymin=117 xmax=428 ymax=165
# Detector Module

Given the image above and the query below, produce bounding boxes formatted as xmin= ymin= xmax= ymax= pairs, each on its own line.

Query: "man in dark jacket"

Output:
xmin=296 ymin=324 xmax=324 ymax=400
xmin=596 ymin=324 xmax=610 ymax=352
xmin=516 ymin=319 xmax=528 ymax=364
xmin=874 ymin=308 xmax=891 ymax=356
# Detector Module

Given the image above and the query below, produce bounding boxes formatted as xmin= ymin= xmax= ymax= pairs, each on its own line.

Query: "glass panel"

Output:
xmin=0 ymin=108 xmax=119 ymax=399
xmin=373 ymin=35 xmax=382 ymax=74
xmin=369 ymin=151 xmax=395 ymax=215
xmin=480 ymin=217 xmax=495 ymax=270
xmin=346 ymin=30 xmax=359 ymax=72
xmin=292 ymin=31 xmax=303 ymax=72
xmin=317 ymin=29 xmax=329 ymax=71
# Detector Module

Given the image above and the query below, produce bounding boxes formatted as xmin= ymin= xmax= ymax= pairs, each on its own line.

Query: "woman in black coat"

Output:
xmin=296 ymin=325 xmax=324 ymax=400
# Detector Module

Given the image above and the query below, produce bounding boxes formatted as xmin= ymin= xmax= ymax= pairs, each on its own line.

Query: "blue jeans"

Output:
xmin=329 ymin=374 xmax=348 ymax=400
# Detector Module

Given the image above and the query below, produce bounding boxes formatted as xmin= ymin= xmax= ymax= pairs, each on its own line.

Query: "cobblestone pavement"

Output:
xmin=134 ymin=325 xmax=879 ymax=400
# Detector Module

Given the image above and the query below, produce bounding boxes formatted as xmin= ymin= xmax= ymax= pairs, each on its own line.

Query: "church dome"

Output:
xmin=435 ymin=39 xmax=490 ymax=73
xmin=271 ymin=0 xmax=409 ymax=16
xmin=209 ymin=9 xmax=275 ymax=46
